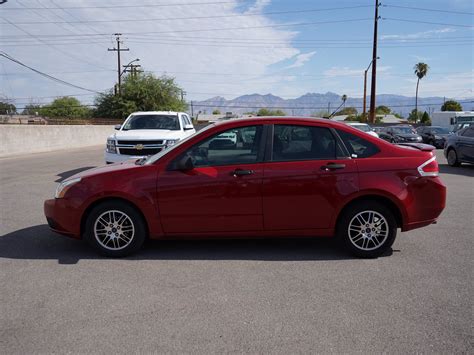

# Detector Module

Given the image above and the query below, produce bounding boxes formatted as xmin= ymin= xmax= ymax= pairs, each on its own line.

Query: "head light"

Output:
xmin=55 ymin=177 xmax=82 ymax=199
xmin=106 ymin=138 xmax=117 ymax=153
xmin=166 ymin=139 xmax=180 ymax=147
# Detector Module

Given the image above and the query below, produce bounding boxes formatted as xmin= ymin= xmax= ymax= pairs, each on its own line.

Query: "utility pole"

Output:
xmin=369 ymin=0 xmax=380 ymax=124
xmin=327 ymin=102 xmax=331 ymax=117
xmin=122 ymin=63 xmax=142 ymax=78
xmin=363 ymin=56 xmax=379 ymax=118
xmin=108 ymin=33 xmax=129 ymax=96
xmin=191 ymin=101 xmax=194 ymax=118
xmin=180 ymin=90 xmax=186 ymax=102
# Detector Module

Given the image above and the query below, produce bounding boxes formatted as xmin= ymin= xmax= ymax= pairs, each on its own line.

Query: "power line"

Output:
xmin=2 ymin=5 xmax=373 ymax=24
xmin=383 ymin=4 xmax=474 ymax=15
xmin=1 ymin=1 xmax=249 ymax=10
xmin=0 ymin=52 xmax=102 ymax=93
xmin=383 ymin=17 xmax=474 ymax=28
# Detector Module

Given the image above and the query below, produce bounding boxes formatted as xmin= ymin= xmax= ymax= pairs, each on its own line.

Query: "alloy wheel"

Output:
xmin=347 ymin=210 xmax=389 ymax=251
xmin=94 ymin=210 xmax=135 ymax=251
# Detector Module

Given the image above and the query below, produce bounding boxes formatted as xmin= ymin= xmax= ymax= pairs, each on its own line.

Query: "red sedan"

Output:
xmin=44 ymin=118 xmax=446 ymax=258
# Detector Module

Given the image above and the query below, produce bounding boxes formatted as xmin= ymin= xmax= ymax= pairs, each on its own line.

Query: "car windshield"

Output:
xmin=392 ymin=127 xmax=413 ymax=134
xmin=144 ymin=124 xmax=215 ymax=165
xmin=351 ymin=124 xmax=371 ymax=132
xmin=123 ymin=114 xmax=180 ymax=131
xmin=431 ymin=127 xmax=450 ymax=134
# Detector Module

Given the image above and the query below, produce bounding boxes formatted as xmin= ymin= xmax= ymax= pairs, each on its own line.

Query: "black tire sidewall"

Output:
xmin=337 ymin=201 xmax=397 ymax=258
xmin=447 ymin=149 xmax=459 ymax=167
xmin=84 ymin=201 xmax=146 ymax=257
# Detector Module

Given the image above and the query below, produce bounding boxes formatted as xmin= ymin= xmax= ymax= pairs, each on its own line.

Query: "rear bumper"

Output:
xmin=401 ymin=176 xmax=446 ymax=232
xmin=44 ymin=199 xmax=82 ymax=239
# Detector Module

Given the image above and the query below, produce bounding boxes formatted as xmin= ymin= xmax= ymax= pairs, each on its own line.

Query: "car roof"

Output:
xmin=129 ymin=111 xmax=184 ymax=115
xmin=212 ymin=116 xmax=352 ymax=130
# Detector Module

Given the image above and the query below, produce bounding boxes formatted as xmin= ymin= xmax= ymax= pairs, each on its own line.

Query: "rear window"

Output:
xmin=337 ymin=130 xmax=380 ymax=158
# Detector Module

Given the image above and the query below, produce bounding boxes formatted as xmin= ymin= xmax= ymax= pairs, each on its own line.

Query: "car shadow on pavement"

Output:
xmin=0 ymin=225 xmax=393 ymax=264
xmin=438 ymin=163 xmax=474 ymax=177
xmin=55 ymin=167 xmax=96 ymax=182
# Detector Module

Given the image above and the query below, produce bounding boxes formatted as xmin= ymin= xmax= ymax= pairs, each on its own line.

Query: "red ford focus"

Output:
xmin=44 ymin=118 xmax=446 ymax=258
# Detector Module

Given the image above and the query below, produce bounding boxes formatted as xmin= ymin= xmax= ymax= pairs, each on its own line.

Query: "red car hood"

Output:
xmin=67 ymin=159 xmax=141 ymax=180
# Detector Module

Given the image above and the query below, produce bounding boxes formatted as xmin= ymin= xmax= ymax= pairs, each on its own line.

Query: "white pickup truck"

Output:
xmin=105 ymin=111 xmax=195 ymax=164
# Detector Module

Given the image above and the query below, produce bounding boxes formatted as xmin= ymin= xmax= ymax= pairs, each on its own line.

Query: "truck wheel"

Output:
xmin=84 ymin=201 xmax=146 ymax=257
xmin=337 ymin=201 xmax=397 ymax=258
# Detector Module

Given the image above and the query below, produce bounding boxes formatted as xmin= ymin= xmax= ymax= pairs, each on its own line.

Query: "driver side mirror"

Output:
xmin=183 ymin=124 xmax=194 ymax=131
xmin=114 ymin=124 xmax=121 ymax=130
xmin=174 ymin=155 xmax=194 ymax=171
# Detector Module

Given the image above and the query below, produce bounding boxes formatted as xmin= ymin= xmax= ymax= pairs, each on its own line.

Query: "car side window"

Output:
xmin=462 ymin=127 xmax=474 ymax=138
xmin=336 ymin=129 xmax=380 ymax=158
xmin=183 ymin=115 xmax=192 ymax=126
xmin=178 ymin=125 xmax=263 ymax=167
xmin=272 ymin=125 xmax=337 ymax=161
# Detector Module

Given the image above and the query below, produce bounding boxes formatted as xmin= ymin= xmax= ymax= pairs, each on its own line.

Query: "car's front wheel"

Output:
xmin=447 ymin=148 xmax=460 ymax=167
xmin=337 ymin=202 xmax=397 ymax=258
xmin=84 ymin=201 xmax=146 ymax=257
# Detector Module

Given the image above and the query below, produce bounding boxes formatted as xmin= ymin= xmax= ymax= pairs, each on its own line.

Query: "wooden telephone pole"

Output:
xmin=369 ymin=0 xmax=380 ymax=124
xmin=108 ymin=33 xmax=129 ymax=95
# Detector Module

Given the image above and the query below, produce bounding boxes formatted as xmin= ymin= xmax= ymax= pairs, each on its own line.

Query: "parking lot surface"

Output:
xmin=0 ymin=147 xmax=472 ymax=353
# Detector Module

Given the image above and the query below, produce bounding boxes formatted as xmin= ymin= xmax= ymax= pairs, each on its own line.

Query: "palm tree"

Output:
xmin=341 ymin=94 xmax=347 ymax=109
xmin=414 ymin=63 xmax=429 ymax=122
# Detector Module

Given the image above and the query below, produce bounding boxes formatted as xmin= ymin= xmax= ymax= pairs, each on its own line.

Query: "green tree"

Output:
xmin=408 ymin=109 xmax=423 ymax=123
xmin=336 ymin=107 xmax=358 ymax=116
xmin=414 ymin=62 xmax=429 ymax=122
xmin=375 ymin=105 xmax=391 ymax=115
xmin=212 ymin=109 xmax=221 ymax=115
xmin=40 ymin=97 xmax=90 ymax=118
xmin=441 ymin=100 xmax=463 ymax=111
xmin=22 ymin=104 xmax=42 ymax=115
xmin=256 ymin=108 xmax=286 ymax=116
xmin=420 ymin=111 xmax=431 ymax=125
xmin=0 ymin=101 xmax=16 ymax=114
xmin=94 ymin=73 xmax=187 ymax=119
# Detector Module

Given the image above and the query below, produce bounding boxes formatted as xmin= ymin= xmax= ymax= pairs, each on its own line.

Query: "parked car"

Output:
xmin=105 ymin=111 xmax=195 ymax=164
xmin=416 ymin=126 xmax=451 ymax=148
xmin=378 ymin=126 xmax=423 ymax=143
xmin=444 ymin=126 xmax=474 ymax=166
xmin=45 ymin=117 xmax=446 ymax=259
xmin=344 ymin=122 xmax=379 ymax=138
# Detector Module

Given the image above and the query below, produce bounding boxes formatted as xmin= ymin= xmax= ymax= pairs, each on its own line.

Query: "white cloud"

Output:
xmin=381 ymin=28 xmax=456 ymax=40
xmin=286 ymin=51 xmax=317 ymax=69
xmin=0 ymin=0 xmax=300 ymax=102
xmin=323 ymin=66 xmax=391 ymax=77
xmin=245 ymin=0 xmax=272 ymax=13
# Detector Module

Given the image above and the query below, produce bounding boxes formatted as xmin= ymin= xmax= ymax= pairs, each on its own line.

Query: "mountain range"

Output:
xmin=192 ymin=92 xmax=473 ymax=117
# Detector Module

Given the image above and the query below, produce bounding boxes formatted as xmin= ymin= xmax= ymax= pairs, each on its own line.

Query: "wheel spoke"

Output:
xmin=94 ymin=210 xmax=135 ymax=251
xmin=348 ymin=210 xmax=389 ymax=251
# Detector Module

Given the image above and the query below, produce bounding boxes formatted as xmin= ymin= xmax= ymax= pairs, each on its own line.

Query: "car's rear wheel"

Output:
xmin=447 ymin=148 xmax=460 ymax=167
xmin=337 ymin=201 xmax=397 ymax=258
xmin=84 ymin=201 xmax=146 ymax=257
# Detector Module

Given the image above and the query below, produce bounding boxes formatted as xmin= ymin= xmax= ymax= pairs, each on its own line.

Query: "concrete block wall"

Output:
xmin=0 ymin=125 xmax=114 ymax=158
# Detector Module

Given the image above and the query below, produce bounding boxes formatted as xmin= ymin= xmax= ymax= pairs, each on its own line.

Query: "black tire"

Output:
xmin=447 ymin=148 xmax=460 ymax=167
xmin=337 ymin=201 xmax=397 ymax=258
xmin=84 ymin=200 xmax=147 ymax=257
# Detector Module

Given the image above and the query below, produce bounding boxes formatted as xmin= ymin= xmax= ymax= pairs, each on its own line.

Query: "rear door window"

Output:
xmin=336 ymin=129 xmax=380 ymax=158
xmin=272 ymin=125 xmax=337 ymax=161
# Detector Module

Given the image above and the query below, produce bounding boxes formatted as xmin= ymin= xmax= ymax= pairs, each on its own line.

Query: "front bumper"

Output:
xmin=105 ymin=151 xmax=145 ymax=164
xmin=44 ymin=199 xmax=82 ymax=239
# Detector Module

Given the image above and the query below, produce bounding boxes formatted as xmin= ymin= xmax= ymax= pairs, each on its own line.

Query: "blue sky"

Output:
xmin=0 ymin=0 xmax=472 ymax=108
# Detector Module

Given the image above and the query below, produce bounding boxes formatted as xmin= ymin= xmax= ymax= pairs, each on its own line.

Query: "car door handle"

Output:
xmin=321 ymin=163 xmax=346 ymax=171
xmin=231 ymin=169 xmax=254 ymax=177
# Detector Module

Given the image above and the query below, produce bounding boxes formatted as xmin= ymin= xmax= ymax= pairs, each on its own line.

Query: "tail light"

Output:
xmin=417 ymin=156 xmax=439 ymax=177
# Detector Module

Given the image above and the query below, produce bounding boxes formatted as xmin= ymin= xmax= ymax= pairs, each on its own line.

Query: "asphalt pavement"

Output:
xmin=0 ymin=146 xmax=472 ymax=353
